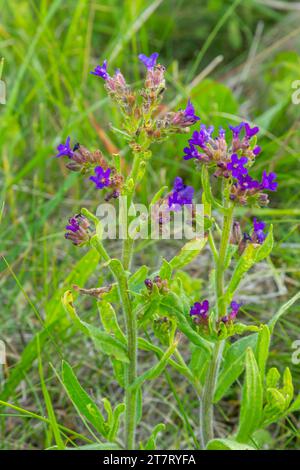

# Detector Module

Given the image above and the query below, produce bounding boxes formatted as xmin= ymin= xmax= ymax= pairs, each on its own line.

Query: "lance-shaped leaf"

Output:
xmin=141 ymin=423 xmax=166 ymax=450
xmin=262 ymin=367 xmax=294 ymax=426
xmin=129 ymin=336 xmax=180 ymax=391
xmin=62 ymin=361 xmax=108 ymax=437
xmin=207 ymin=438 xmax=255 ymax=450
xmin=214 ymin=334 xmax=258 ymax=403
xmin=255 ymin=325 xmax=270 ymax=381
xmin=107 ymin=403 xmax=125 ymax=442
xmin=268 ymin=290 xmax=300 ymax=333
xmin=98 ymin=300 xmax=126 ymax=344
xmin=129 ymin=265 xmax=149 ymax=292
xmin=236 ymin=348 xmax=263 ymax=443
xmin=225 ymin=227 xmax=273 ymax=302
xmin=82 ymin=322 xmax=129 ymax=363
xmin=169 ymin=238 xmax=207 ymax=270
xmin=160 ymin=293 xmax=213 ymax=354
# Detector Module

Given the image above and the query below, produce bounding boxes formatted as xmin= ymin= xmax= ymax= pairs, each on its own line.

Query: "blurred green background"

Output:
xmin=1 ymin=0 xmax=300 ymax=449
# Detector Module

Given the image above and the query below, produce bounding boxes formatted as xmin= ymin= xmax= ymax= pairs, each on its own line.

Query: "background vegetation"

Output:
xmin=0 ymin=0 xmax=300 ymax=449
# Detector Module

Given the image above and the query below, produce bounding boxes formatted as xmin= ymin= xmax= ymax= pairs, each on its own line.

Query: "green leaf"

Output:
xmin=82 ymin=322 xmax=129 ymax=363
xmin=160 ymin=293 xmax=213 ymax=354
xmin=62 ymin=291 xmax=90 ymax=335
xmin=263 ymin=388 xmax=286 ymax=426
xmin=236 ymin=348 xmax=263 ymax=443
xmin=47 ymin=249 xmax=100 ymax=324
xmin=266 ymin=367 xmax=280 ymax=389
xmin=62 ymin=361 xmax=108 ymax=437
xmin=214 ymin=334 xmax=257 ymax=403
xmin=38 ymin=340 xmax=65 ymax=449
xmin=98 ymin=300 xmax=126 ymax=344
xmin=129 ymin=337 xmax=179 ymax=390
xmin=201 ymin=165 xmax=223 ymax=210
xmin=107 ymin=403 xmax=125 ymax=441
xmin=268 ymin=290 xmax=300 ymax=333
xmin=141 ymin=423 xmax=165 ymax=450
xmin=150 ymin=186 xmax=168 ymax=206
xmin=226 ymin=228 xmax=273 ymax=301
xmin=159 ymin=258 xmax=173 ymax=280
xmin=255 ymin=325 xmax=270 ymax=381
xmin=255 ymin=226 xmax=273 ymax=262
xmin=207 ymin=438 xmax=255 ymax=450
xmin=189 ymin=345 xmax=210 ymax=384
xmin=169 ymin=238 xmax=207 ymax=270
xmin=129 ymin=265 xmax=149 ymax=291
xmin=287 ymin=394 xmax=300 ymax=413
xmin=111 ymin=358 xmax=125 ymax=388
xmin=66 ymin=443 xmax=120 ymax=450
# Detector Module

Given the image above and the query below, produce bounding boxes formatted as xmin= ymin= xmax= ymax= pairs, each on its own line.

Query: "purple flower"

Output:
xmin=89 ymin=166 xmax=111 ymax=189
xmin=168 ymin=177 xmax=194 ymax=211
xmin=138 ymin=52 xmax=159 ymax=69
xmin=90 ymin=60 xmax=109 ymax=80
xmin=253 ymin=145 xmax=261 ymax=156
xmin=227 ymin=153 xmax=248 ymax=178
xmin=229 ymin=301 xmax=241 ymax=319
xmin=144 ymin=278 xmax=153 ymax=290
xmin=66 ymin=217 xmax=80 ymax=233
xmin=184 ymin=99 xmax=200 ymax=123
xmin=218 ymin=127 xmax=226 ymax=139
xmin=253 ymin=217 xmax=266 ymax=244
xmin=189 ymin=124 xmax=213 ymax=148
xmin=190 ymin=300 xmax=209 ymax=319
xmin=253 ymin=217 xmax=266 ymax=232
xmin=65 ymin=214 xmax=91 ymax=246
xmin=221 ymin=301 xmax=241 ymax=323
xmin=55 ymin=136 xmax=74 ymax=158
xmin=245 ymin=123 xmax=259 ymax=139
xmin=229 ymin=122 xmax=245 ymax=138
xmin=183 ymin=144 xmax=201 ymax=161
xmin=173 ymin=176 xmax=185 ymax=192
xmin=237 ymin=174 xmax=260 ymax=191
xmin=261 ymin=170 xmax=278 ymax=192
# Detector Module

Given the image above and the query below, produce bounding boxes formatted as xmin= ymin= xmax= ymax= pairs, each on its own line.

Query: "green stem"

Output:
xmin=91 ymin=235 xmax=137 ymax=448
xmin=121 ymin=152 xmax=147 ymax=447
xmin=122 ymin=287 xmax=137 ymax=449
xmin=199 ymin=188 xmax=234 ymax=448
xmin=122 ymin=153 xmax=141 ymax=270
xmin=199 ymin=340 xmax=224 ymax=448
xmin=215 ymin=204 xmax=234 ymax=319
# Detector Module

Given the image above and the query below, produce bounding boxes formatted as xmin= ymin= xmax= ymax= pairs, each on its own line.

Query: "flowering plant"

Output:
xmin=56 ymin=52 xmax=299 ymax=451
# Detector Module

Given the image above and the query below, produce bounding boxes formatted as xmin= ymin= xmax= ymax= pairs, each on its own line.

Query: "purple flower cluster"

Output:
xmin=65 ymin=214 xmax=91 ymax=246
xmin=190 ymin=300 xmax=209 ymax=321
xmin=90 ymin=60 xmax=109 ymax=80
xmin=138 ymin=52 xmax=159 ymax=70
xmin=55 ymin=136 xmax=74 ymax=159
xmin=221 ymin=301 xmax=241 ymax=323
xmin=248 ymin=217 xmax=267 ymax=244
xmin=168 ymin=177 xmax=194 ymax=211
xmin=182 ymin=120 xmax=278 ymax=205
xmin=89 ymin=166 xmax=111 ymax=189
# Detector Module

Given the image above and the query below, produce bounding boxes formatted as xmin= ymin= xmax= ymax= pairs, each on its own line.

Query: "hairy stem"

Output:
xmin=122 ymin=153 xmax=141 ymax=270
xmin=199 ymin=192 xmax=233 ymax=448
xmin=199 ymin=340 xmax=224 ymax=448
xmin=121 ymin=151 xmax=147 ymax=448
xmin=215 ymin=204 xmax=234 ymax=318
xmin=121 ymin=284 xmax=137 ymax=450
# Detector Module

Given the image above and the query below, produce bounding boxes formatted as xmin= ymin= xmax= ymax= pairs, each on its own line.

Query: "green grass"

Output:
xmin=0 ymin=0 xmax=300 ymax=450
